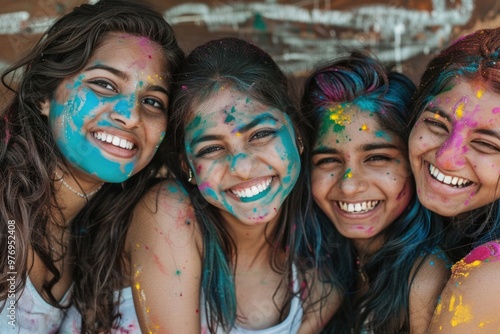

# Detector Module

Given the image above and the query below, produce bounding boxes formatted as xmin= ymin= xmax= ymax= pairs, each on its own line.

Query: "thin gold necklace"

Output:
xmin=54 ymin=171 xmax=103 ymax=198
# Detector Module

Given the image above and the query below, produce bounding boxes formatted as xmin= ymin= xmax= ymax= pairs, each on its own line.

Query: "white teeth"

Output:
xmin=338 ymin=200 xmax=379 ymax=213
xmin=428 ymin=163 xmax=472 ymax=188
xmin=231 ymin=178 xmax=272 ymax=198
xmin=93 ymin=132 xmax=134 ymax=150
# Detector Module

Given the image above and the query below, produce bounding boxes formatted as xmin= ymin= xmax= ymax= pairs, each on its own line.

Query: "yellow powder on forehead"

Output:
xmin=328 ymin=104 xmax=351 ymax=126
xmin=455 ymin=101 xmax=465 ymax=119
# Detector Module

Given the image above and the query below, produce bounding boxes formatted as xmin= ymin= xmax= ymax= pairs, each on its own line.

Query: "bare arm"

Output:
xmin=298 ymin=273 xmax=342 ymax=334
xmin=409 ymin=252 xmax=450 ymax=334
xmin=126 ymin=180 xmax=203 ymax=334
xmin=428 ymin=249 xmax=500 ymax=333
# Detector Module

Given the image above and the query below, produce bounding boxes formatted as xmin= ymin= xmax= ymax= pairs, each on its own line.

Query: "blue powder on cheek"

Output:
xmin=115 ymin=98 xmax=134 ymax=119
xmin=50 ymin=91 xmax=136 ymax=182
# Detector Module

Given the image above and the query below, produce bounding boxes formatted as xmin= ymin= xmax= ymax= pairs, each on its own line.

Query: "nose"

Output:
xmin=338 ymin=167 xmax=369 ymax=195
xmin=110 ymin=97 xmax=140 ymax=128
xmin=434 ymin=135 xmax=467 ymax=171
xmin=229 ymin=152 xmax=255 ymax=180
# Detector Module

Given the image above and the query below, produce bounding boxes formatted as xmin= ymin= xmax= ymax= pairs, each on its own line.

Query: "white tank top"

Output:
xmin=0 ymin=276 xmax=71 ymax=334
xmin=200 ymin=264 xmax=303 ymax=334
xmin=59 ymin=286 xmax=140 ymax=333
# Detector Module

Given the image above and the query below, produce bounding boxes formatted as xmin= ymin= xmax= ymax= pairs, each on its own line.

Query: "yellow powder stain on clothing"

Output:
xmin=448 ymin=294 xmax=473 ymax=327
xmin=455 ymin=102 xmax=465 ymax=119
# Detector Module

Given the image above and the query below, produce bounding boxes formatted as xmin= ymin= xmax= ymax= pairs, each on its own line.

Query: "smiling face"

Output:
xmin=311 ymin=103 xmax=413 ymax=248
xmin=409 ymin=79 xmax=500 ymax=217
xmin=42 ymin=32 xmax=169 ymax=183
xmin=184 ymin=87 xmax=301 ymax=225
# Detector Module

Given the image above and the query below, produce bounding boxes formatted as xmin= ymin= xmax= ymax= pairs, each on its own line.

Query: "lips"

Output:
xmin=428 ymin=163 xmax=473 ymax=188
xmin=93 ymin=131 xmax=135 ymax=150
xmin=337 ymin=200 xmax=380 ymax=213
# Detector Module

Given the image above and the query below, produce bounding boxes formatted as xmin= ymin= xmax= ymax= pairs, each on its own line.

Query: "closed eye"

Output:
xmin=313 ymin=156 xmax=342 ymax=167
xmin=250 ymin=129 xmax=276 ymax=141
xmin=366 ymin=155 xmax=392 ymax=162
xmin=470 ymin=140 xmax=500 ymax=154
xmin=423 ymin=117 xmax=448 ymax=133
xmin=195 ymin=146 xmax=224 ymax=158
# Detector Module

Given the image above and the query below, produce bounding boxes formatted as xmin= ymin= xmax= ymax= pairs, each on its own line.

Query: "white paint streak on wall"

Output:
xmin=163 ymin=0 xmax=475 ymax=74
xmin=0 ymin=12 xmax=30 ymax=34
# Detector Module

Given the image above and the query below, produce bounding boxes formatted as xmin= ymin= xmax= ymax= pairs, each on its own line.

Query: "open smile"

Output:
xmin=93 ymin=131 xmax=135 ymax=150
xmin=337 ymin=200 xmax=380 ymax=213
xmin=428 ymin=163 xmax=473 ymax=188
xmin=229 ymin=177 xmax=273 ymax=203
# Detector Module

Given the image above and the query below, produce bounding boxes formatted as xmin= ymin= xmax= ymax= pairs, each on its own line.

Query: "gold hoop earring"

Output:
xmin=188 ymin=169 xmax=193 ymax=183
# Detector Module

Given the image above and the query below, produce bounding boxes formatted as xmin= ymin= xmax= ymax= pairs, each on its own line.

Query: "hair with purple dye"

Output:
xmin=301 ymin=52 xmax=444 ymax=333
xmin=409 ymin=28 xmax=500 ymax=262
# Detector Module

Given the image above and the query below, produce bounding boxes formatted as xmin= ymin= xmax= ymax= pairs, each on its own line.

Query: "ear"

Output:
xmin=181 ymin=158 xmax=197 ymax=185
xmin=297 ymin=137 xmax=304 ymax=155
xmin=40 ymin=99 xmax=50 ymax=117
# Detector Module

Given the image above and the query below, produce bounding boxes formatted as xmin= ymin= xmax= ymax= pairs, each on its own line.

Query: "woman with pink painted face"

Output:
xmin=0 ymin=1 xmax=183 ymax=332
xmin=302 ymin=52 xmax=450 ymax=333
xmin=408 ymin=28 xmax=500 ymax=333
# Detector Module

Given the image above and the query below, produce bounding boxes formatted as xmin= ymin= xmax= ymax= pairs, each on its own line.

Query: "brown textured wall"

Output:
xmin=1 ymin=0 xmax=499 ymax=102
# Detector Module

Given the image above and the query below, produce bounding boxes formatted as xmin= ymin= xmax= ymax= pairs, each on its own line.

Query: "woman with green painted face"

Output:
xmin=0 ymin=1 xmax=183 ymax=332
xmin=127 ymin=37 xmax=341 ymax=333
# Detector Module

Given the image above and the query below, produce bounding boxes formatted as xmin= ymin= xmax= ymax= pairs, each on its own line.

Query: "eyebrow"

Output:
xmin=234 ymin=114 xmax=279 ymax=134
xmin=425 ymin=106 xmax=452 ymax=123
xmin=475 ymin=128 xmax=500 ymax=141
xmin=189 ymin=114 xmax=279 ymax=148
xmin=84 ymin=64 xmax=170 ymax=96
xmin=312 ymin=142 xmax=399 ymax=155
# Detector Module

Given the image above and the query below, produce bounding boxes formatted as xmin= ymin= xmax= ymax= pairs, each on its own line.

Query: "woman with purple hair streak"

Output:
xmin=408 ymin=28 xmax=500 ymax=332
xmin=126 ymin=37 xmax=342 ymax=333
xmin=301 ymin=52 xmax=450 ymax=333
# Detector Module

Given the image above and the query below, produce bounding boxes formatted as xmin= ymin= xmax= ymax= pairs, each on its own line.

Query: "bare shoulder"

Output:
xmin=409 ymin=250 xmax=451 ymax=333
xmin=126 ymin=179 xmax=201 ymax=254
xmin=428 ymin=242 xmax=500 ymax=333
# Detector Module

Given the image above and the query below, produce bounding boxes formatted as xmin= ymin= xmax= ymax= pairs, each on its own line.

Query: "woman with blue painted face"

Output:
xmin=126 ymin=37 xmax=341 ymax=333
xmin=0 ymin=0 xmax=183 ymax=332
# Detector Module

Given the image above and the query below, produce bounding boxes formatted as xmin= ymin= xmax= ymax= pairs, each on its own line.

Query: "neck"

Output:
xmin=220 ymin=211 xmax=283 ymax=270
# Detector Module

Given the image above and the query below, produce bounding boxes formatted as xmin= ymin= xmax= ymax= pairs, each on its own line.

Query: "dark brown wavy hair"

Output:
xmin=0 ymin=0 xmax=184 ymax=332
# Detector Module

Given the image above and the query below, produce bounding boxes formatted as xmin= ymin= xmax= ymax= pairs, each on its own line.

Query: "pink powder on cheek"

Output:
xmin=198 ymin=182 xmax=210 ymax=192
xmin=492 ymin=107 xmax=500 ymax=114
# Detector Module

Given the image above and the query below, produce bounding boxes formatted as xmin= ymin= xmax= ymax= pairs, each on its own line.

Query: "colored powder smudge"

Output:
xmin=343 ymin=168 xmax=352 ymax=179
xmin=224 ymin=106 xmax=236 ymax=123
xmin=374 ymin=130 xmax=392 ymax=142
xmin=492 ymin=107 xmax=500 ymax=114
xmin=449 ymin=295 xmax=473 ymax=327
xmin=454 ymin=97 xmax=467 ymax=119
xmin=476 ymin=88 xmax=483 ymax=98
xmin=435 ymin=295 xmax=443 ymax=315
xmin=360 ymin=124 xmax=369 ymax=131
xmin=135 ymin=282 xmax=140 ymax=290
xmin=328 ymin=104 xmax=351 ymax=132
xmin=175 ymin=270 xmax=181 ymax=276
